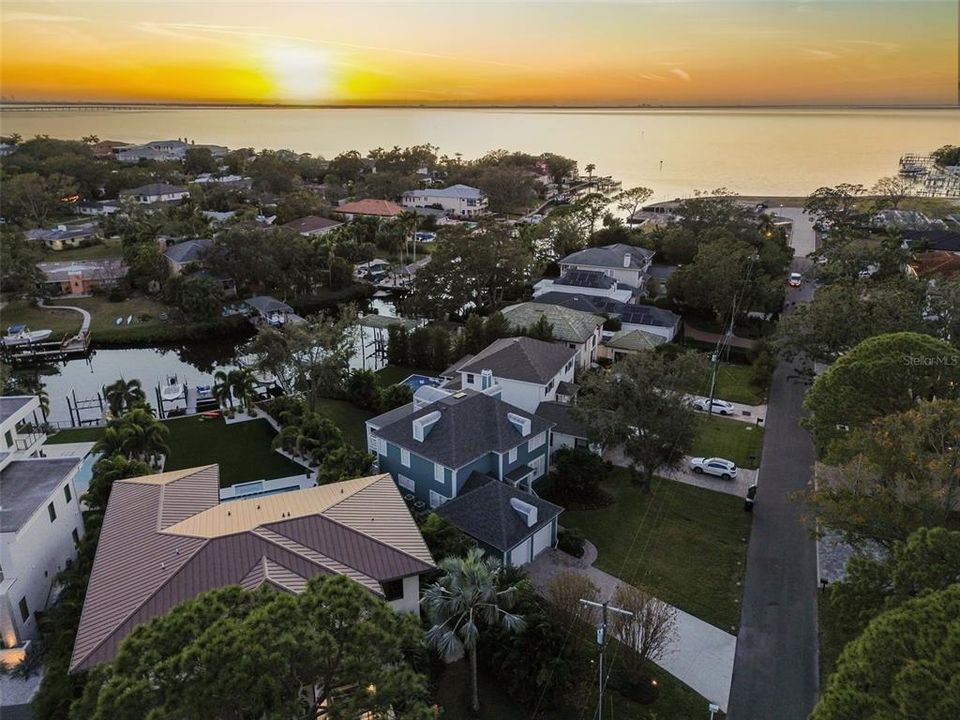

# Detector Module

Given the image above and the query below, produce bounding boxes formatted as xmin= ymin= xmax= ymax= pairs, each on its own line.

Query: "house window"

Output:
xmin=377 ymin=438 xmax=387 ymax=455
xmin=18 ymin=597 xmax=29 ymax=623
xmin=550 ymin=433 xmax=555 ymax=447
xmin=565 ymin=361 xmax=574 ymax=373
xmin=544 ymin=380 xmax=554 ymax=395
xmin=3 ymin=430 xmax=11 ymax=447
xmin=434 ymin=464 xmax=445 ymax=484
xmin=528 ymin=433 xmax=546 ymax=452
xmin=508 ymin=447 xmax=518 ymax=464
xmin=398 ymin=475 xmax=415 ymax=492
xmin=575 ymin=438 xmax=590 ymax=449
xmin=64 ymin=484 xmax=72 ymax=503
xmin=466 ymin=373 xmax=475 ymax=385
xmin=72 ymin=528 xmax=80 ymax=545
xmin=568 ymin=343 xmax=577 ymax=350
xmin=382 ymin=579 xmax=404 ymax=602
xmin=48 ymin=502 xmax=57 ymax=522
xmin=400 ymin=448 xmax=411 ymax=468
xmin=429 ymin=490 xmax=448 ymax=508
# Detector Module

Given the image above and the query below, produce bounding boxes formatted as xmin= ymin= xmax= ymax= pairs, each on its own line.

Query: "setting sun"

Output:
xmin=262 ymin=43 xmax=336 ymax=103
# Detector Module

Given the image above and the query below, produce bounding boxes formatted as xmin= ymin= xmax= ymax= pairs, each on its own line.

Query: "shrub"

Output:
xmin=552 ymin=447 xmax=608 ymax=504
xmin=557 ymin=527 xmax=586 ymax=558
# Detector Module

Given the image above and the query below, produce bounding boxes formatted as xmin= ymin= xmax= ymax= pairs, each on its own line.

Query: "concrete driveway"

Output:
xmin=688 ymin=395 xmax=768 ymax=425
xmin=604 ymin=447 xmax=756 ymax=497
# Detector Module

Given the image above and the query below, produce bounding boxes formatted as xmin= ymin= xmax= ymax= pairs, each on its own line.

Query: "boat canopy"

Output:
xmin=6 ymin=324 xmax=26 ymax=334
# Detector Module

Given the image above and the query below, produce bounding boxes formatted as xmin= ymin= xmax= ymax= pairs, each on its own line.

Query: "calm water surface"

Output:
xmin=2 ymin=107 xmax=958 ymax=199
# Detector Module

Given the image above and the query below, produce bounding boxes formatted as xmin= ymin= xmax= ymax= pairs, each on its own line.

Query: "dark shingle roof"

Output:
xmin=561 ymin=243 xmax=654 ymax=270
xmin=534 ymin=402 xmax=588 ymax=439
xmin=163 ymin=239 xmax=212 ymax=264
xmin=554 ymin=269 xmax=617 ymax=289
xmin=244 ymin=295 xmax=293 ymax=314
xmin=459 ymin=337 xmax=576 ymax=384
xmin=901 ymin=229 xmax=960 ymax=252
xmin=374 ymin=390 xmax=554 ymax=468
xmin=0 ymin=458 xmax=81 ymax=532
xmin=119 ymin=183 xmax=188 ymax=197
xmin=0 ymin=396 xmax=34 ymax=424
xmin=438 ymin=473 xmax=562 ymax=552
xmin=533 ymin=293 xmax=680 ymax=329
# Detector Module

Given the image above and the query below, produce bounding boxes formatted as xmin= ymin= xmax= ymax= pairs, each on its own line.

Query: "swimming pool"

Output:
xmin=401 ymin=374 xmax=443 ymax=391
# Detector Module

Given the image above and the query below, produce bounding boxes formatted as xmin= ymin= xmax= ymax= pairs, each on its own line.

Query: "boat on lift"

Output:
xmin=161 ymin=374 xmax=185 ymax=402
xmin=2 ymin=324 xmax=53 ymax=346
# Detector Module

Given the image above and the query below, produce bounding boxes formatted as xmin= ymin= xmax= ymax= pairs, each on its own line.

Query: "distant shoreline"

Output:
xmin=1 ymin=102 xmax=958 ymax=112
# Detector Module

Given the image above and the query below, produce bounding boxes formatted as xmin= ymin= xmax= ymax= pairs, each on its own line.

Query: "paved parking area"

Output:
xmin=688 ymin=394 xmax=768 ymax=426
xmin=603 ymin=447 xmax=756 ymax=497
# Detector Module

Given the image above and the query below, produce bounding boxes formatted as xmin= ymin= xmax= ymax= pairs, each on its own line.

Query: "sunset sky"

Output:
xmin=1 ymin=1 xmax=956 ymax=106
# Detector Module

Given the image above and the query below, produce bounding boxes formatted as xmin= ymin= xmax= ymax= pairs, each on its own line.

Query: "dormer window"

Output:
xmin=466 ymin=373 xmax=475 ymax=385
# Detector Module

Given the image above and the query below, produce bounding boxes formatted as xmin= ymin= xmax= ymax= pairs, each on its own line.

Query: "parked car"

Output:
xmin=788 ymin=272 xmax=802 ymax=287
xmin=693 ymin=398 xmax=735 ymax=415
xmin=689 ymin=457 xmax=738 ymax=480
xmin=744 ymin=484 xmax=757 ymax=512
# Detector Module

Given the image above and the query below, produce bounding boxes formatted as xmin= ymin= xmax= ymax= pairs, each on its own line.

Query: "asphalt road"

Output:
xmin=727 ymin=273 xmax=820 ymax=719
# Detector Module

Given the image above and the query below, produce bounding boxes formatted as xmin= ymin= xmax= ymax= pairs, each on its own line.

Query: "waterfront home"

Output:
xmin=282 ymin=215 xmax=343 ymax=237
xmin=335 ymin=198 xmax=403 ymax=220
xmin=355 ymin=258 xmax=391 ymax=279
xmin=26 ymin=222 xmax=101 ymax=251
xmin=442 ymin=336 xmax=577 ymax=413
xmin=163 ymin=238 xmax=213 ymax=275
xmin=401 ymin=184 xmax=488 ymax=218
xmin=38 ymin=258 xmax=127 ymax=296
xmin=534 ymin=291 xmax=682 ymax=342
xmin=114 ymin=140 xmax=228 ymax=164
xmin=533 ymin=268 xmax=637 ymax=304
xmin=119 ymin=183 xmax=190 ymax=205
xmin=365 ymin=389 xmax=554 ymax=509
xmin=500 ymin=301 xmax=605 ymax=368
xmin=437 ymin=473 xmax=562 ymax=567
xmin=1 ymin=396 xmax=84 ymax=662
xmin=69 ymin=467 xmax=435 ymax=672
xmin=559 ymin=243 xmax=655 ymax=290
xmin=243 ymin=295 xmax=301 ymax=327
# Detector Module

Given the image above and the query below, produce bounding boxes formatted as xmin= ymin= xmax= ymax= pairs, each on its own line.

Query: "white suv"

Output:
xmin=693 ymin=398 xmax=735 ymax=416
xmin=690 ymin=457 xmax=738 ymax=480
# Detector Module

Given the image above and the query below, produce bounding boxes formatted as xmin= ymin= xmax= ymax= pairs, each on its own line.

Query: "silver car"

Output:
xmin=690 ymin=457 xmax=738 ymax=480
xmin=693 ymin=398 xmax=735 ymax=416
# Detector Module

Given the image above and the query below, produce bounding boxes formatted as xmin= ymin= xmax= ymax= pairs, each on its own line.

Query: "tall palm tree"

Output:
xmin=93 ymin=408 xmax=169 ymax=466
xmin=103 ymin=378 xmax=145 ymax=417
xmin=212 ymin=370 xmax=234 ymax=410
xmin=397 ymin=210 xmax=421 ymax=265
xmin=421 ymin=548 xmax=525 ymax=713
xmin=231 ymin=368 xmax=258 ymax=412
xmin=585 ymin=163 xmax=596 ymax=181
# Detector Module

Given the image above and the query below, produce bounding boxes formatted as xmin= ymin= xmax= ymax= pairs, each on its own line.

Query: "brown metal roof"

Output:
xmin=70 ymin=468 xmax=434 ymax=673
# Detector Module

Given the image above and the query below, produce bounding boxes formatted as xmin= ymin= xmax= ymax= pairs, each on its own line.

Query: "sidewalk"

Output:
xmin=526 ymin=542 xmax=736 ymax=711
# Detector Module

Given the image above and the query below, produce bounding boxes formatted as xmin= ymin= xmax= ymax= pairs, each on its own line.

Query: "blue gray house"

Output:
xmin=365 ymin=389 xmax=555 ymax=510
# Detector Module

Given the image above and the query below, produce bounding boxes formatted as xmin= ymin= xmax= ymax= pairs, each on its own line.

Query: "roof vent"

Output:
xmin=509 ymin=497 xmax=538 ymax=527
xmin=623 ymin=252 xmax=631 ymax=268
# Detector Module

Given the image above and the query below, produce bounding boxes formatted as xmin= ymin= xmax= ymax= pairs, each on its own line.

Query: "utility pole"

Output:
xmin=579 ymin=598 xmax=633 ymax=720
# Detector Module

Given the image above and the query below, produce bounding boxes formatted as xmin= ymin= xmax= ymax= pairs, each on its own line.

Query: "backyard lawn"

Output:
xmin=48 ymin=416 xmax=304 ymax=486
xmin=314 ymin=398 xmax=375 ymax=449
xmin=556 ymin=469 xmax=752 ymax=631
xmin=1 ymin=295 xmax=172 ymax=337
xmin=693 ymin=362 xmax=766 ymax=405
xmin=44 ymin=241 xmax=123 ymax=261
xmin=693 ymin=415 xmax=765 ymax=469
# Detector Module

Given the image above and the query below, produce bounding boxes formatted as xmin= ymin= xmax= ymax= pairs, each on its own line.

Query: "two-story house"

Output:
xmin=401 ymin=184 xmax=488 ymax=218
xmin=366 ymin=389 xmax=554 ymax=507
xmin=534 ymin=292 xmax=682 ymax=343
xmin=443 ymin=337 xmax=577 ymax=413
xmin=500 ymin=302 xmax=605 ymax=368
xmin=0 ymin=397 xmax=84 ymax=665
xmin=558 ymin=243 xmax=655 ymax=292
xmin=532 ymin=268 xmax=637 ymax=304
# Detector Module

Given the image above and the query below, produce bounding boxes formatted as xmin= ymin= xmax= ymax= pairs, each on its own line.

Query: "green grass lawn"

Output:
xmin=374 ymin=365 xmax=439 ymax=387
xmin=693 ymin=415 xmax=764 ymax=469
xmin=1 ymin=300 xmax=80 ymax=337
xmin=1 ymin=295 xmax=173 ymax=338
xmin=693 ymin=362 xmax=765 ymax=405
xmin=314 ymin=398 xmax=375 ymax=449
xmin=556 ymin=470 xmax=751 ymax=631
xmin=48 ymin=416 xmax=303 ymax=486
xmin=44 ymin=241 xmax=123 ymax=261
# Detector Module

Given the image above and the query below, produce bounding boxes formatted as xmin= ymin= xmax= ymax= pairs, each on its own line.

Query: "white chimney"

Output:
xmin=510 ymin=497 xmax=538 ymax=527
xmin=481 ymin=369 xmax=493 ymax=390
xmin=623 ymin=252 xmax=631 ymax=268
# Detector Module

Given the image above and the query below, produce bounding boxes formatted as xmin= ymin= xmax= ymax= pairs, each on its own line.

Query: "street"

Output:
xmin=727 ymin=272 xmax=820 ymax=719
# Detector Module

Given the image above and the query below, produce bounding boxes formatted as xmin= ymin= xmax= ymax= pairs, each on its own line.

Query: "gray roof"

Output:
xmin=534 ymin=401 xmax=588 ymax=439
xmin=437 ymin=473 xmax=562 ymax=552
xmin=604 ymin=328 xmax=667 ymax=351
xmin=282 ymin=216 xmax=342 ymax=234
xmin=26 ymin=223 xmax=100 ymax=242
xmin=0 ymin=396 xmax=34 ymax=424
xmin=163 ymin=239 xmax=212 ymax=264
xmin=555 ymin=269 xmax=617 ymax=290
xmin=120 ymin=183 xmax=189 ymax=197
xmin=561 ymin=243 xmax=654 ymax=270
xmin=372 ymin=390 xmax=554 ymax=468
xmin=459 ymin=337 xmax=576 ymax=384
xmin=39 ymin=259 xmax=127 ymax=284
xmin=244 ymin=296 xmax=294 ymax=314
xmin=501 ymin=302 xmax=604 ymax=344
xmin=404 ymin=184 xmax=483 ymax=200
xmin=533 ymin=293 xmax=680 ymax=329
xmin=0 ymin=458 xmax=81 ymax=533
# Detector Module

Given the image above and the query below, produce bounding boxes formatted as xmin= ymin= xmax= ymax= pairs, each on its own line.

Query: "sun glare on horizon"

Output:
xmin=262 ymin=43 xmax=336 ymax=103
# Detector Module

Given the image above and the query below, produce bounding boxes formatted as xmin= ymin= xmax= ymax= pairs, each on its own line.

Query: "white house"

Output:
xmin=444 ymin=337 xmax=577 ymax=414
xmin=401 ymin=184 xmax=488 ymax=218
xmin=0 ymin=397 xmax=84 ymax=664
xmin=559 ymin=243 xmax=655 ymax=289
xmin=119 ymin=183 xmax=190 ymax=204
xmin=26 ymin=222 xmax=101 ymax=251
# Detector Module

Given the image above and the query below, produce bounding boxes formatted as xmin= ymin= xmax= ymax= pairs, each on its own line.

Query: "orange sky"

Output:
xmin=1 ymin=1 xmax=957 ymax=106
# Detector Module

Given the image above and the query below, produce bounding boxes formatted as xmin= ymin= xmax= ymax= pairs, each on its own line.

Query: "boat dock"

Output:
xmin=0 ymin=330 xmax=92 ymax=365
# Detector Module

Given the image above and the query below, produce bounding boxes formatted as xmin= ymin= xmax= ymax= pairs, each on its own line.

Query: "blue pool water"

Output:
xmin=401 ymin=374 xmax=442 ymax=391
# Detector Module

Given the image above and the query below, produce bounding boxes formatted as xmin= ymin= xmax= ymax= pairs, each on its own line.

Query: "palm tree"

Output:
xmin=93 ymin=408 xmax=169 ymax=466
xmin=103 ymin=378 xmax=145 ymax=417
xmin=397 ymin=210 xmax=421 ymax=265
xmin=585 ymin=163 xmax=596 ymax=181
xmin=231 ymin=369 xmax=258 ymax=412
xmin=421 ymin=549 xmax=525 ymax=713
xmin=212 ymin=370 xmax=234 ymax=410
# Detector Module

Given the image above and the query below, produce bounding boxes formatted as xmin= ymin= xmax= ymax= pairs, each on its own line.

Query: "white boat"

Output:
xmin=126 ymin=315 xmax=133 ymax=325
xmin=2 ymin=324 xmax=53 ymax=346
xmin=115 ymin=317 xmax=123 ymax=325
xmin=161 ymin=375 xmax=185 ymax=402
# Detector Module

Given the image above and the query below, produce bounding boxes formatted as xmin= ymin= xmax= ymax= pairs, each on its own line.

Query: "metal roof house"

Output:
xmin=242 ymin=296 xmax=302 ymax=327
xmin=500 ymin=302 xmax=605 ymax=368
xmin=534 ymin=292 xmax=682 ymax=342
xmin=70 ymin=467 xmax=435 ymax=672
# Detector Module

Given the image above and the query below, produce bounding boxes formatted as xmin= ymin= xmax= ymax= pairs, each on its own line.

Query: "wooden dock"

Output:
xmin=0 ymin=330 xmax=92 ymax=365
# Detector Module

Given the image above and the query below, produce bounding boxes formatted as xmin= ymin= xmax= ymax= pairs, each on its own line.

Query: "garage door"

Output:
xmin=509 ymin=538 xmax=532 ymax=567
xmin=532 ymin=524 xmax=553 ymax=558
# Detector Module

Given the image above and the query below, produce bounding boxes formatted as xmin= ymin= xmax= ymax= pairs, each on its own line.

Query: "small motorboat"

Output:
xmin=115 ymin=317 xmax=123 ymax=325
xmin=126 ymin=315 xmax=133 ymax=325
xmin=196 ymin=384 xmax=213 ymax=400
xmin=2 ymin=324 xmax=53 ymax=346
xmin=161 ymin=375 xmax=185 ymax=402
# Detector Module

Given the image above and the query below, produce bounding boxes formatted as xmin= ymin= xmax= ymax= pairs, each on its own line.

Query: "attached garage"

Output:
xmin=510 ymin=538 xmax=532 ymax=566
xmin=532 ymin=524 xmax=553 ymax=557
